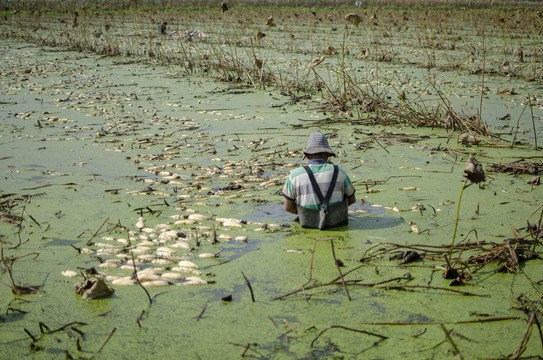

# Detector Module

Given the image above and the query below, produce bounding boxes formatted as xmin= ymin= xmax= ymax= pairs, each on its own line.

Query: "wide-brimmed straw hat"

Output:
xmin=303 ymin=130 xmax=336 ymax=157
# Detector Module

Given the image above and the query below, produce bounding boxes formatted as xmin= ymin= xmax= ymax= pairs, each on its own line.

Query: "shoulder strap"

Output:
xmin=303 ymin=166 xmax=324 ymax=203
xmin=303 ymin=165 xmax=338 ymax=207
xmin=324 ymin=165 xmax=339 ymax=204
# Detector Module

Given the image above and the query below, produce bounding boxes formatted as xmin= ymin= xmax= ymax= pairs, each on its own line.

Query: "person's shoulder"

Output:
xmin=334 ymin=164 xmax=351 ymax=176
xmin=289 ymin=166 xmax=307 ymax=178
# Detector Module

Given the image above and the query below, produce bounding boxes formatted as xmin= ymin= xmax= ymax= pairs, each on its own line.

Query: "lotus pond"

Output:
xmin=1 ymin=3 xmax=542 ymax=359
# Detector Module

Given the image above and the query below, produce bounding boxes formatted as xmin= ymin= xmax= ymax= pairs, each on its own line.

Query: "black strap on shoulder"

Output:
xmin=325 ymin=165 xmax=339 ymax=204
xmin=303 ymin=166 xmax=324 ymax=203
xmin=303 ymin=165 xmax=339 ymax=207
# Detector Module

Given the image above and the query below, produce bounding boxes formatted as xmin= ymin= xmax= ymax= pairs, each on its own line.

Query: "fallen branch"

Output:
xmin=354 ymin=316 xmax=520 ymax=326
xmin=376 ymin=284 xmax=488 ymax=297
xmin=274 ymin=276 xmax=413 ymax=301
xmin=311 ymin=325 xmax=388 ymax=348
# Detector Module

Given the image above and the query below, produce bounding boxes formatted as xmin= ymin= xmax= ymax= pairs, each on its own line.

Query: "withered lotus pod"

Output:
xmin=464 ymin=155 xmax=486 ymax=184
xmin=309 ymin=55 xmax=325 ymax=69
xmin=345 ymin=13 xmax=362 ymax=26
xmin=75 ymin=277 xmax=114 ymax=300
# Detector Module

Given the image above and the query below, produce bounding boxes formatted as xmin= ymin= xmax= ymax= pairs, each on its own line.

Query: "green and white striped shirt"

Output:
xmin=282 ymin=160 xmax=355 ymax=210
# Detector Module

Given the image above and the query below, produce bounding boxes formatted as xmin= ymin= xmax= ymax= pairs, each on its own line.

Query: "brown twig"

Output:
xmin=529 ymin=95 xmax=538 ymax=151
xmin=377 ymin=284 xmax=488 ymax=297
xmin=1 ymin=248 xmax=40 ymax=292
xmin=24 ymin=328 xmax=37 ymax=342
xmin=511 ymin=102 xmax=529 ymax=147
xmin=441 ymin=324 xmax=463 ymax=359
xmin=326 ymin=238 xmax=351 ymax=301
xmin=91 ymin=217 xmax=110 ymax=238
xmin=123 ymin=226 xmax=152 ymax=304
xmin=70 ymin=325 xmax=84 ymax=337
xmin=229 ymin=342 xmax=266 ymax=358
xmin=354 ymin=316 xmax=520 ymax=326
xmin=511 ymin=312 xmax=536 ymax=360
xmin=136 ymin=310 xmax=145 ymax=328
xmin=43 ymin=321 xmax=88 ymax=334
xmin=194 ymin=301 xmax=208 ymax=322
xmin=301 ymin=238 xmax=320 ymax=289
xmin=282 ymin=318 xmax=298 ymax=334
xmin=274 ymin=276 xmax=412 ymax=300
xmin=311 ymin=325 xmax=388 ymax=348
xmin=91 ymin=327 xmax=116 ymax=359
xmin=241 ymin=271 xmax=255 ymax=302
xmin=38 ymin=322 xmax=50 ymax=333
xmin=240 ymin=343 xmax=251 ymax=357
xmin=533 ymin=313 xmax=543 ymax=353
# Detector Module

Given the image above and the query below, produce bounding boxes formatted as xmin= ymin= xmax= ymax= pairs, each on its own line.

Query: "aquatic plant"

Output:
xmin=443 ymin=155 xmax=486 ymax=279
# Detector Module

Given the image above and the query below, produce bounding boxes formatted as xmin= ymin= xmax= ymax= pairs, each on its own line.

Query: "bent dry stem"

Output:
xmin=292 ymin=238 xmax=351 ymax=301
xmin=311 ymin=325 xmax=388 ymax=348
xmin=445 ymin=177 xmax=469 ymax=272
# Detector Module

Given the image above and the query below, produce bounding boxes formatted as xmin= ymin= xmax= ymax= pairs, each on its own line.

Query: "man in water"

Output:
xmin=282 ymin=130 xmax=356 ymax=229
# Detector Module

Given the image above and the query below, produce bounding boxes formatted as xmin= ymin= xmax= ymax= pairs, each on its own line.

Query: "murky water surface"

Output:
xmin=0 ymin=33 xmax=542 ymax=359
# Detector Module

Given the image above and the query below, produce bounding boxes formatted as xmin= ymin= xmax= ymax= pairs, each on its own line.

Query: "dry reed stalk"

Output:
xmin=511 ymin=312 xmax=537 ymax=359
xmin=91 ymin=327 xmax=117 ymax=359
xmin=116 ymin=225 xmax=153 ymax=304
xmin=241 ymin=271 xmax=255 ymax=302
xmin=529 ymin=95 xmax=538 ymax=150
xmin=478 ymin=21 xmax=486 ymax=125
xmin=311 ymin=325 xmax=388 ymax=348
xmin=358 ymin=316 xmax=520 ymax=326
xmin=440 ymin=324 xmax=463 ymax=359
xmin=3 ymin=8 xmax=539 ymax=138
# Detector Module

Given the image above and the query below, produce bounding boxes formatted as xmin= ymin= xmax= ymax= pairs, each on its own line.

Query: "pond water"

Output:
xmin=0 ymin=26 xmax=542 ymax=360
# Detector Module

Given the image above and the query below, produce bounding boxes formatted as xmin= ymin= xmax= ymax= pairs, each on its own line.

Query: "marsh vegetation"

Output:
xmin=2 ymin=0 xmax=543 ymax=137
